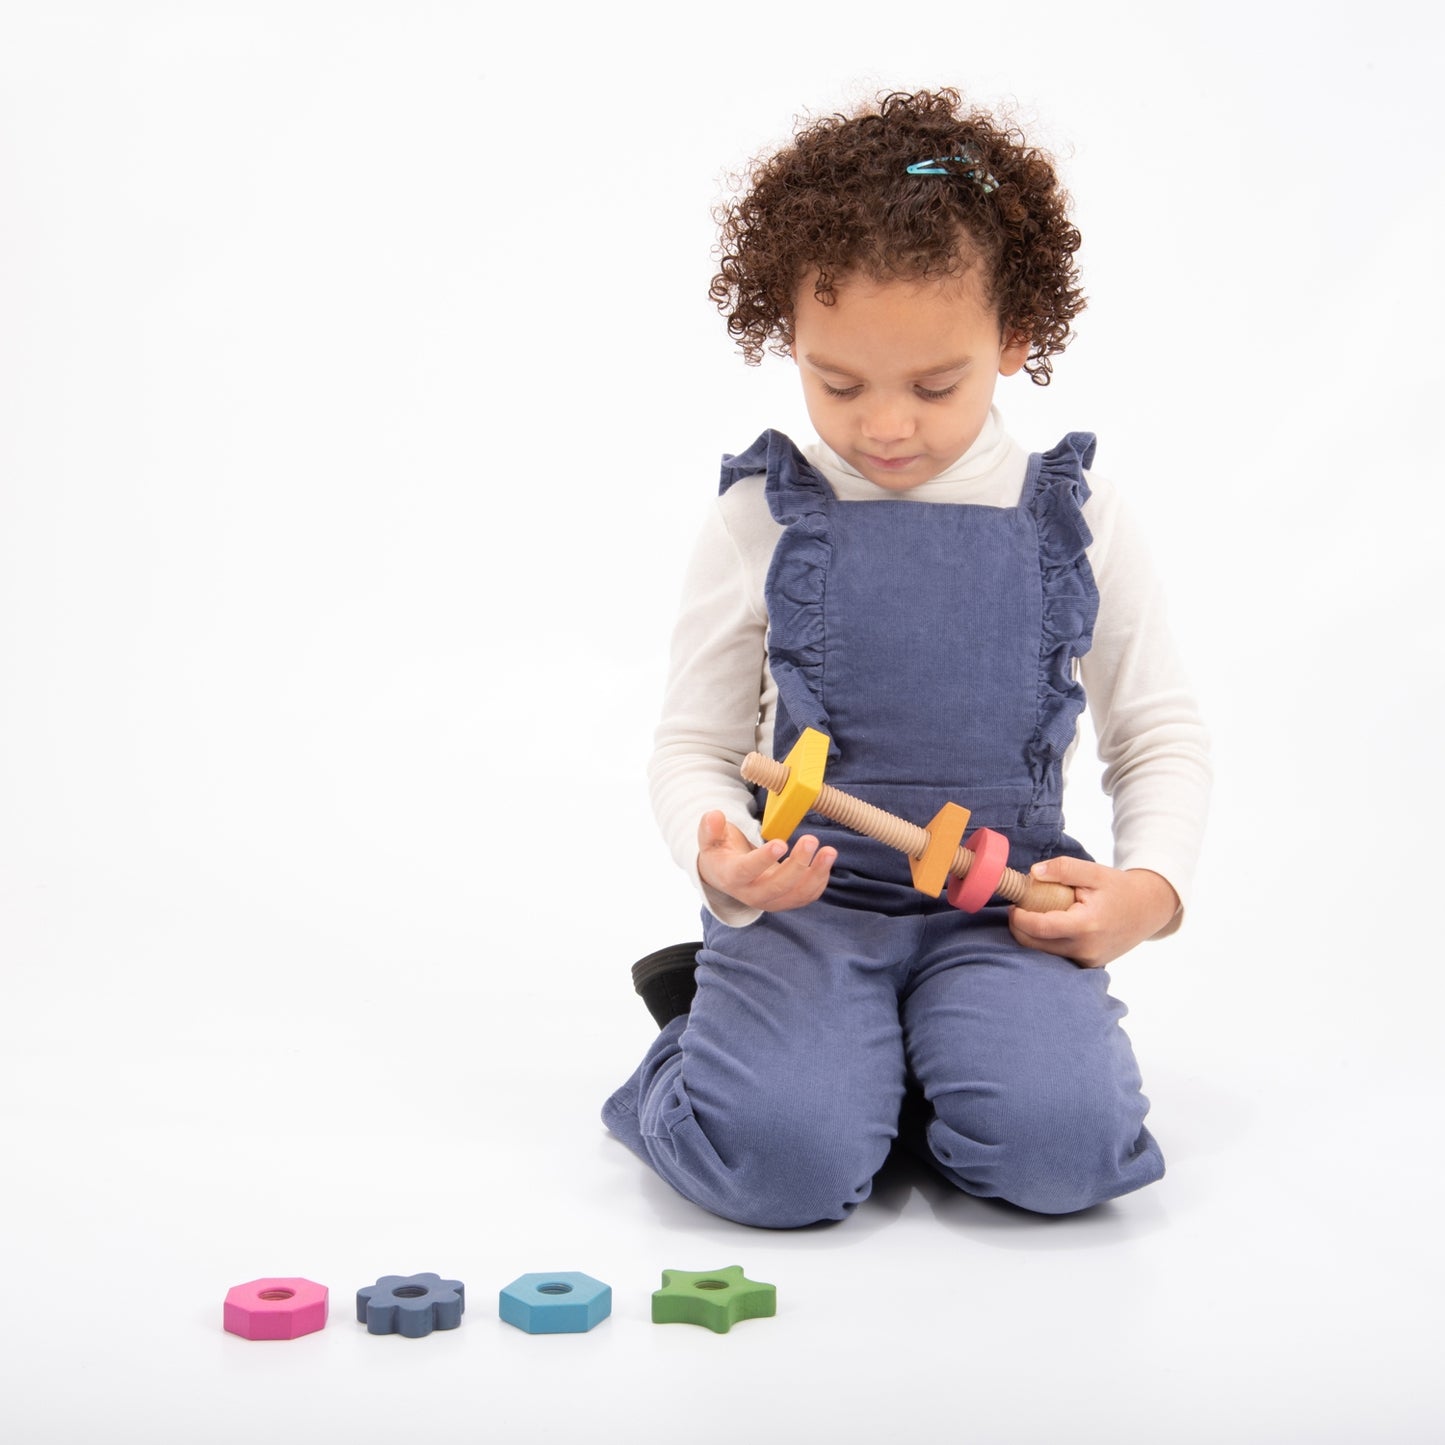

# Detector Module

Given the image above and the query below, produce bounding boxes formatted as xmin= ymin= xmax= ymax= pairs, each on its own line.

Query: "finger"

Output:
xmin=726 ymin=829 xmax=832 ymax=900
xmin=700 ymin=842 xmax=785 ymax=901
xmin=731 ymin=838 xmax=788 ymax=885
xmin=1008 ymin=904 xmax=1080 ymax=942
xmin=1030 ymin=855 xmax=1109 ymax=889
xmin=699 ymin=810 xmax=765 ymax=851
xmin=1008 ymin=909 xmax=1070 ymax=954
xmin=1011 ymin=913 xmax=1094 ymax=950
xmin=696 ymin=810 xmax=730 ymax=852
xmin=1008 ymin=911 xmax=1098 ymax=968
xmin=780 ymin=843 xmax=836 ymax=895
xmin=757 ymin=842 xmax=837 ymax=910
xmin=755 ymin=836 xmax=825 ymax=892
xmin=780 ymin=834 xmax=824 ymax=867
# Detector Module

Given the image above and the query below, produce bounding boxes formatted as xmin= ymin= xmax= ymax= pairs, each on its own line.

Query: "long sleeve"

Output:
xmin=646 ymin=481 xmax=778 ymax=926
xmin=1078 ymin=475 xmax=1212 ymax=933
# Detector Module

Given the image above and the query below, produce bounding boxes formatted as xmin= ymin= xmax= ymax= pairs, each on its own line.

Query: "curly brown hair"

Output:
xmin=709 ymin=89 xmax=1084 ymax=385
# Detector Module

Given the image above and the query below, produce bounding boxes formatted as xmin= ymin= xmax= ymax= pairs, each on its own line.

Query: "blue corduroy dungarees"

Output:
xmin=603 ymin=430 xmax=1163 ymax=1226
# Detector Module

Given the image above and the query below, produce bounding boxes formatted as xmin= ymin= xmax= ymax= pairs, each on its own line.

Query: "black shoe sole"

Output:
xmin=631 ymin=942 xmax=704 ymax=1028
xmin=630 ymin=942 xmax=705 ymax=992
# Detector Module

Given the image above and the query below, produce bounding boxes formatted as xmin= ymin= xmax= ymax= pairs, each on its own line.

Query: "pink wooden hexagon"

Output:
xmin=224 ymin=1277 xmax=329 ymax=1340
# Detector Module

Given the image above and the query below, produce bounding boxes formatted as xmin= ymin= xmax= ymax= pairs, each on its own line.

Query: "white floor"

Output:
xmin=3 ymin=843 xmax=1440 ymax=1444
xmin=3 ymin=5 xmax=1442 ymax=1442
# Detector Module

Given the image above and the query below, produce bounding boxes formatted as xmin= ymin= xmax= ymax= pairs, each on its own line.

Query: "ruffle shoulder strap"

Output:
xmin=718 ymin=430 xmax=834 ymax=754
xmin=1022 ymin=432 xmax=1100 ymax=815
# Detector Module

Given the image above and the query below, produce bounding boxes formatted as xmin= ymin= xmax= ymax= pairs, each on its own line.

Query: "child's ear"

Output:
xmin=998 ymin=330 xmax=1031 ymax=377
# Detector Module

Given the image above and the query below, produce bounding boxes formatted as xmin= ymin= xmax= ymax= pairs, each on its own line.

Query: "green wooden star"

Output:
xmin=650 ymin=1266 xmax=777 ymax=1333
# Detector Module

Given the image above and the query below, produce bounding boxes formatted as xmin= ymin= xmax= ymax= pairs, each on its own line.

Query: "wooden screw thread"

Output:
xmin=740 ymin=751 xmax=1072 ymax=911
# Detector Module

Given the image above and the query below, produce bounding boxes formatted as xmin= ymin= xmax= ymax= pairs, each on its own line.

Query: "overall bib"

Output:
xmin=602 ymin=431 xmax=1163 ymax=1226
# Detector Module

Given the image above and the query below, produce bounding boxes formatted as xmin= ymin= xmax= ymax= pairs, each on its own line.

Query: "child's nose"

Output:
xmin=859 ymin=400 xmax=914 ymax=443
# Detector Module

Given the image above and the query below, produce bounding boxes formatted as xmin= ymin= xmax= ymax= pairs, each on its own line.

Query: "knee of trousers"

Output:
xmin=624 ymin=1030 xmax=893 ymax=1229
xmin=926 ymin=1078 xmax=1161 ymax=1215
xmin=697 ymin=1103 xmax=891 ymax=1229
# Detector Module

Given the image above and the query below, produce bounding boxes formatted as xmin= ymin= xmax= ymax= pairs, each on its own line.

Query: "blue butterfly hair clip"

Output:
xmin=905 ymin=153 xmax=998 ymax=194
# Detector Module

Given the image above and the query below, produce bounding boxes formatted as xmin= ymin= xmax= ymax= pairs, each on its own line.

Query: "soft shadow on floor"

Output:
xmin=860 ymin=1142 xmax=1169 ymax=1251
xmin=594 ymin=1122 xmax=1167 ymax=1252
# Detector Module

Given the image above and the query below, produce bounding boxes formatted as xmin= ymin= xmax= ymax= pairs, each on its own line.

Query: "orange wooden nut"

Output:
xmin=909 ymin=802 xmax=971 ymax=897
xmin=760 ymin=727 xmax=829 ymax=842
xmin=946 ymin=828 xmax=1010 ymax=913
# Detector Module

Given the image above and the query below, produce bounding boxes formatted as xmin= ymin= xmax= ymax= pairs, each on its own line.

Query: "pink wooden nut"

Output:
xmin=946 ymin=828 xmax=1010 ymax=913
xmin=224 ymin=1277 xmax=329 ymax=1340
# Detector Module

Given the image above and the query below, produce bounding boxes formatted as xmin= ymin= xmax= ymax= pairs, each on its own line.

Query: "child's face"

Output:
xmin=791 ymin=268 xmax=1029 ymax=491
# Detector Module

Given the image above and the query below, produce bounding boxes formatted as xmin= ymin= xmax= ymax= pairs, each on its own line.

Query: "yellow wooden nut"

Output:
xmin=759 ymin=727 xmax=830 ymax=842
xmin=909 ymin=801 xmax=971 ymax=897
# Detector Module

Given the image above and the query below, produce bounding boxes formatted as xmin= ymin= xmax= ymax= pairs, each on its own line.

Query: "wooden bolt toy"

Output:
xmin=744 ymin=728 xmax=1076 ymax=913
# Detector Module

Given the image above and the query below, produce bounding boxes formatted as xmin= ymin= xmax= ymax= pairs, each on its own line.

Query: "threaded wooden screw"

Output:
xmin=740 ymin=752 xmax=1074 ymax=912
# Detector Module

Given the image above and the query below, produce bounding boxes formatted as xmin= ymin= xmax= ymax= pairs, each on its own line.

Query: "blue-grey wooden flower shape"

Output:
xmin=356 ymin=1273 xmax=465 ymax=1337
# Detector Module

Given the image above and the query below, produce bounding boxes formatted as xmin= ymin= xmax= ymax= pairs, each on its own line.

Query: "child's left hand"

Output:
xmin=1007 ymin=859 xmax=1180 ymax=969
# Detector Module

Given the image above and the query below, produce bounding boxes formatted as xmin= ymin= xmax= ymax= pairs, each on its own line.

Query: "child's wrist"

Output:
xmin=1125 ymin=868 xmax=1180 ymax=935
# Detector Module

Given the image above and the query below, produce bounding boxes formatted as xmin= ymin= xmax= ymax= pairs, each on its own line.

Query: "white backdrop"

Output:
xmin=3 ymin=3 xmax=1441 ymax=1441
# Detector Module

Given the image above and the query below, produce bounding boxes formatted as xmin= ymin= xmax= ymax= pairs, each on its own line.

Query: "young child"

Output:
xmin=601 ymin=89 xmax=1210 ymax=1228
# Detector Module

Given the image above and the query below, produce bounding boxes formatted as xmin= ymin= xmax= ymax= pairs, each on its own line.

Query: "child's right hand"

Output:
xmin=696 ymin=810 xmax=836 ymax=912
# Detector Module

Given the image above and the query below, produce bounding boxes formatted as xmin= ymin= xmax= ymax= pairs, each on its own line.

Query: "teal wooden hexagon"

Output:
xmin=651 ymin=1267 xmax=776 ymax=1333
xmin=499 ymin=1272 xmax=612 ymax=1334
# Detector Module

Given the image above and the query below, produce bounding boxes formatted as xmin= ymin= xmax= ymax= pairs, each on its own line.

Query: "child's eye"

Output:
xmin=818 ymin=380 xmax=957 ymax=400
